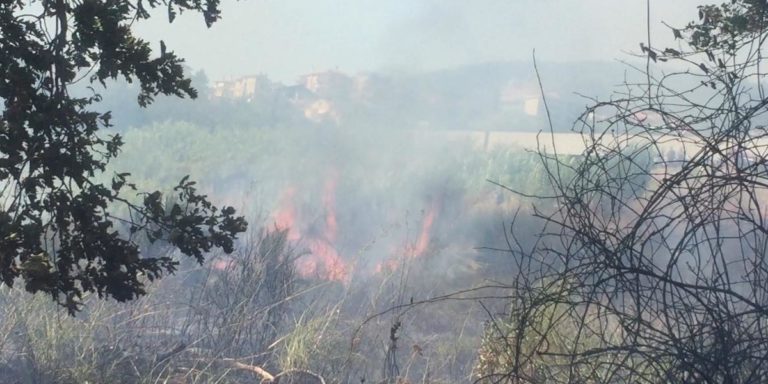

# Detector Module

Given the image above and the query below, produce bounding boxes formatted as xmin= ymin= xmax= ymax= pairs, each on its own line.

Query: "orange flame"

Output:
xmin=211 ymin=256 xmax=235 ymax=271
xmin=297 ymin=238 xmax=349 ymax=282
xmin=374 ymin=200 xmax=440 ymax=274
xmin=270 ymin=170 xmax=350 ymax=282
xmin=273 ymin=187 xmax=300 ymax=241
xmin=411 ymin=203 xmax=438 ymax=258
xmin=322 ymin=170 xmax=340 ymax=242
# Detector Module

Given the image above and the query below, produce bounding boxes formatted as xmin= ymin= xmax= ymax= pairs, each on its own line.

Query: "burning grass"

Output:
xmin=8 ymin=122 xmax=579 ymax=383
xmin=0 ymin=212 xmax=506 ymax=383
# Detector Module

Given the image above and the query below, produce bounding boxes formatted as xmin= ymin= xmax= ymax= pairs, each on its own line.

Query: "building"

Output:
xmin=499 ymin=81 xmax=542 ymax=117
xmin=211 ymin=75 xmax=272 ymax=100
xmin=299 ymin=70 xmax=354 ymax=97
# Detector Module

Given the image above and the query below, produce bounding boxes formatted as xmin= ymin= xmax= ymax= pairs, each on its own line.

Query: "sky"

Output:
xmin=135 ymin=0 xmax=706 ymax=83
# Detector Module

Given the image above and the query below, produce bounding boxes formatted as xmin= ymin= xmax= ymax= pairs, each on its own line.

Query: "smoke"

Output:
xmin=131 ymin=0 xmax=705 ymax=82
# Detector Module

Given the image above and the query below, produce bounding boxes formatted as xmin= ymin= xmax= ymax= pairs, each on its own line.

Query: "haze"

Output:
xmin=136 ymin=0 xmax=704 ymax=82
xmin=3 ymin=0 xmax=751 ymax=382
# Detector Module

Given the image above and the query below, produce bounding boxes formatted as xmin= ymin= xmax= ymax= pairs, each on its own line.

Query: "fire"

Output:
xmin=273 ymin=187 xmax=300 ymax=241
xmin=211 ymin=256 xmax=236 ymax=271
xmin=411 ymin=202 xmax=438 ymax=258
xmin=375 ymin=200 xmax=440 ymax=274
xmin=270 ymin=175 xmax=441 ymax=280
xmin=270 ymin=170 xmax=350 ymax=282
xmin=298 ymin=238 xmax=349 ymax=282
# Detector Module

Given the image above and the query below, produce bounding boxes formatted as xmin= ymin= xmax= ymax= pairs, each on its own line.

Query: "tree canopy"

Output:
xmin=0 ymin=0 xmax=246 ymax=313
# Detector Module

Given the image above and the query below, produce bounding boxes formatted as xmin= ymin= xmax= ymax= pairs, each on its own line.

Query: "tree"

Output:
xmin=0 ymin=0 xmax=247 ymax=314
xmin=484 ymin=1 xmax=768 ymax=383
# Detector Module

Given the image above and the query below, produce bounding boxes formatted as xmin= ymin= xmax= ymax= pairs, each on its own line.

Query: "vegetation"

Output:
xmin=0 ymin=0 xmax=246 ymax=313
xmin=484 ymin=1 xmax=768 ymax=383
xmin=0 ymin=219 xmax=493 ymax=383
xmin=0 ymin=226 xmax=297 ymax=383
xmin=7 ymin=0 xmax=768 ymax=383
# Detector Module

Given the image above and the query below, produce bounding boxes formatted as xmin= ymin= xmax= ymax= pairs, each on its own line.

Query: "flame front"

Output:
xmin=273 ymin=187 xmax=300 ymax=241
xmin=270 ymin=171 xmax=350 ymax=282
xmin=411 ymin=201 xmax=438 ymax=258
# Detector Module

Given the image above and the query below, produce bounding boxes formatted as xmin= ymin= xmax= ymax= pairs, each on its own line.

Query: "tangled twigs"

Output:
xmin=476 ymin=2 xmax=768 ymax=383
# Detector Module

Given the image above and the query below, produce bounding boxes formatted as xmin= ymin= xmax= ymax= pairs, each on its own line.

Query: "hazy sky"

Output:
xmin=135 ymin=0 xmax=705 ymax=83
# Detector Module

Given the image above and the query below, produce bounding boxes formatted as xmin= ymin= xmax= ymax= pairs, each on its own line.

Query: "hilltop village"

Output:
xmin=203 ymin=63 xmax=696 ymax=158
xmin=210 ymin=70 xmax=544 ymax=125
xmin=200 ymin=61 xmax=629 ymax=132
xmin=100 ymin=61 xmax=627 ymax=140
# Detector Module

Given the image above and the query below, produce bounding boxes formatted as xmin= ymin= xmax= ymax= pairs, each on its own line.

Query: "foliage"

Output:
xmin=0 ymin=0 xmax=246 ymax=313
xmin=0 ymin=215 xmax=497 ymax=384
xmin=0 ymin=221 xmax=296 ymax=384
xmin=684 ymin=0 xmax=768 ymax=54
